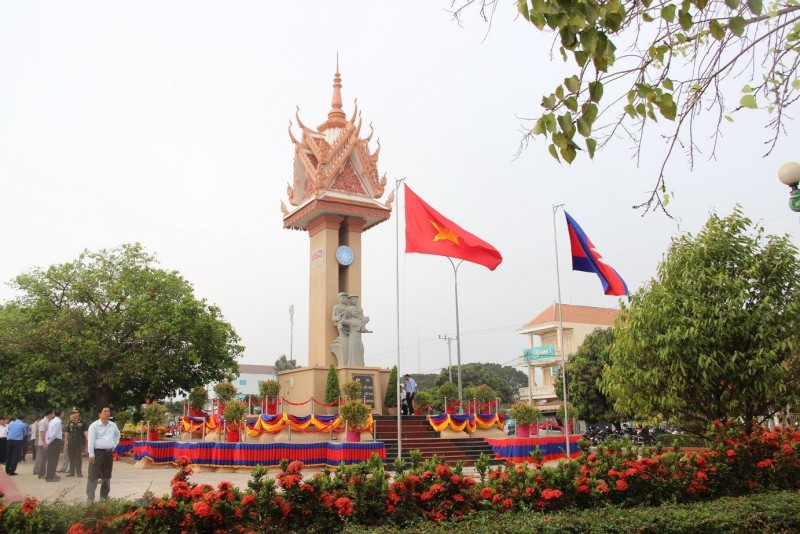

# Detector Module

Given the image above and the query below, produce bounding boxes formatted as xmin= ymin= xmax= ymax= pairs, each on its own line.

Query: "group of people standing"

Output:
xmin=2 ymin=406 xmax=121 ymax=501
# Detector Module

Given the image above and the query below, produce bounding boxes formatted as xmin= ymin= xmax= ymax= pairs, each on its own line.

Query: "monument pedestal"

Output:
xmin=278 ymin=365 xmax=391 ymax=416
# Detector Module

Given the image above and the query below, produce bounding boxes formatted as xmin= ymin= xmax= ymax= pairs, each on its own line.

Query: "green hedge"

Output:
xmin=344 ymin=490 xmax=800 ymax=533
xmin=655 ymin=433 xmax=710 ymax=448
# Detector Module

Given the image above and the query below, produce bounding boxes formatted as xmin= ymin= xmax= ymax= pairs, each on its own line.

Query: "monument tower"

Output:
xmin=281 ymin=64 xmax=393 ymax=372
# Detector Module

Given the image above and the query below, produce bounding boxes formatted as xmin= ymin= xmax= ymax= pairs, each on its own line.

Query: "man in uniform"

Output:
xmin=64 ymin=408 xmax=87 ymax=477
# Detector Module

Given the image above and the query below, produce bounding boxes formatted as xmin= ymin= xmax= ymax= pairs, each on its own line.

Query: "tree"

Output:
xmin=384 ymin=366 xmax=398 ymax=408
xmin=434 ymin=362 xmax=526 ymax=403
xmin=453 ymin=0 xmax=800 ymax=213
xmin=325 ymin=365 xmax=341 ymax=404
xmin=600 ymin=208 xmax=800 ymax=436
xmin=554 ymin=327 xmax=627 ymax=427
xmin=275 ymin=354 xmax=298 ymax=372
xmin=0 ymin=243 xmax=242 ymax=414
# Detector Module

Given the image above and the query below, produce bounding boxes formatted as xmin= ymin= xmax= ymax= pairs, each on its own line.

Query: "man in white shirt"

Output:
xmin=86 ymin=406 xmax=121 ymax=502
xmin=403 ymin=374 xmax=417 ymax=415
xmin=34 ymin=410 xmax=52 ymax=478
xmin=44 ymin=408 xmax=63 ymax=481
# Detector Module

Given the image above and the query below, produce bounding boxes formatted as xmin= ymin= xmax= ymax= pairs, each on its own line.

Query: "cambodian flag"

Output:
xmin=565 ymin=212 xmax=628 ymax=296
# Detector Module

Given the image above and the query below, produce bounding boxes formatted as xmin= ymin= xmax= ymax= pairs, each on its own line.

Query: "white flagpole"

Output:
xmin=552 ymin=204 xmax=571 ymax=460
xmin=447 ymin=258 xmax=465 ymax=412
xmin=395 ymin=177 xmax=406 ymax=460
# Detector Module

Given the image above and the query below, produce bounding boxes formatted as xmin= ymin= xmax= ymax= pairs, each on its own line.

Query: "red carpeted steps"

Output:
xmin=372 ymin=415 xmax=501 ymax=467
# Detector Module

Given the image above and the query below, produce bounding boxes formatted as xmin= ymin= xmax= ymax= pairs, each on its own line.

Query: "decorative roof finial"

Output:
xmin=327 ymin=53 xmax=346 ymax=126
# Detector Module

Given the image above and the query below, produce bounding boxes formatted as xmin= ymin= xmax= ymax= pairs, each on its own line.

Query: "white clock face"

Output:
xmin=336 ymin=246 xmax=354 ymax=266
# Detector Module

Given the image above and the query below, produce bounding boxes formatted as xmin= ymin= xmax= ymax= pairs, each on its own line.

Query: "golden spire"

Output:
xmin=327 ymin=54 xmax=346 ymax=126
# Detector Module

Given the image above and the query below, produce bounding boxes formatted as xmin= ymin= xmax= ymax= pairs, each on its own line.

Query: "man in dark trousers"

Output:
xmin=87 ymin=406 xmax=121 ymax=501
xmin=5 ymin=415 xmax=27 ymax=475
xmin=44 ymin=408 xmax=63 ymax=481
xmin=65 ymin=408 xmax=88 ymax=477
xmin=403 ymin=374 xmax=417 ymax=415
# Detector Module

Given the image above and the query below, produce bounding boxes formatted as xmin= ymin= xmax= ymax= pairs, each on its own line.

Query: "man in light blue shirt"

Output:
xmin=5 ymin=415 xmax=27 ymax=476
xmin=86 ymin=406 xmax=121 ymax=502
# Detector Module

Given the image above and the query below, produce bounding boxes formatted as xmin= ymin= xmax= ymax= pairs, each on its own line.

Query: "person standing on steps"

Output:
xmin=403 ymin=374 xmax=417 ymax=416
xmin=86 ymin=406 xmax=120 ymax=502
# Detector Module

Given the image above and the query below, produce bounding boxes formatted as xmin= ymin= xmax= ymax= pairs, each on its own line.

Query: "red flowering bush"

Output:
xmin=388 ymin=457 xmax=478 ymax=523
xmin=2 ymin=426 xmax=800 ymax=532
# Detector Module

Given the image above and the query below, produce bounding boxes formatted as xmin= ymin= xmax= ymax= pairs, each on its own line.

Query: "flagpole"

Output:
xmin=552 ymin=203 xmax=571 ymax=460
xmin=395 ymin=177 xmax=406 ymax=460
xmin=447 ymin=258 xmax=465 ymax=412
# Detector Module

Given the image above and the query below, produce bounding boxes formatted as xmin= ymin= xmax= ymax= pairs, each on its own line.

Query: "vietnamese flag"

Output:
xmin=404 ymin=184 xmax=502 ymax=270
xmin=565 ymin=211 xmax=628 ymax=296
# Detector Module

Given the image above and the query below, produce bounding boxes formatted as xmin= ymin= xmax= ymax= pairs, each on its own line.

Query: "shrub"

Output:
xmin=188 ymin=385 xmax=208 ymax=411
xmin=435 ymin=381 xmax=459 ymax=411
xmin=325 ymin=364 xmax=341 ymax=404
xmin=213 ymin=380 xmax=237 ymax=403
xmin=259 ymin=379 xmax=280 ymax=399
xmin=508 ymin=402 xmax=541 ymax=427
xmin=340 ymin=400 xmax=371 ymax=430
xmin=223 ymin=400 xmax=247 ymax=423
xmin=142 ymin=401 xmax=168 ymax=427
xmin=384 ymin=366 xmax=398 ymax=408
xmin=342 ymin=380 xmax=362 ymax=401
xmin=413 ymin=391 xmax=434 ymax=413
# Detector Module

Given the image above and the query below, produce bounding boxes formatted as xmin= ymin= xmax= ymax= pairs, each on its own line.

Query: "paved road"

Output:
xmin=0 ymin=456 xmax=291 ymax=504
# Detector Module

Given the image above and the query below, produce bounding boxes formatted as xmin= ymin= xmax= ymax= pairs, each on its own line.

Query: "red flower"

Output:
xmin=480 ymin=487 xmax=493 ymax=499
xmin=241 ymin=494 xmax=255 ymax=507
xmin=757 ymin=459 xmax=774 ymax=469
xmin=587 ymin=454 xmax=597 ymax=462
xmin=192 ymin=501 xmax=213 ymax=518
xmin=334 ymin=497 xmax=352 ymax=517
xmin=435 ymin=464 xmax=450 ymax=477
xmin=596 ymin=485 xmax=609 ymax=494
xmin=615 ymin=479 xmax=628 ymax=491
xmin=577 ymin=485 xmax=590 ymax=494
xmin=502 ymin=498 xmax=513 ymax=510
xmin=67 ymin=525 xmax=92 ymax=534
xmin=21 ymin=497 xmax=37 ymax=516
xmin=286 ymin=461 xmax=304 ymax=474
xmin=726 ymin=449 xmax=736 ymax=458
xmin=541 ymin=488 xmax=563 ymax=500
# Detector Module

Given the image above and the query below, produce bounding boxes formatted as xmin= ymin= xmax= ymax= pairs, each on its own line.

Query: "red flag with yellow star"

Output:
xmin=404 ymin=184 xmax=502 ymax=270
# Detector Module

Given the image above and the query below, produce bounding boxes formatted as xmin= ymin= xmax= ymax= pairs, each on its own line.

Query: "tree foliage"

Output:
xmin=554 ymin=327 xmax=627 ymax=426
xmin=274 ymin=354 xmax=298 ymax=372
xmin=453 ymin=0 xmax=800 ymax=213
xmin=0 ymin=243 xmax=242 ymax=414
xmin=600 ymin=208 xmax=800 ymax=435
xmin=434 ymin=362 xmax=528 ymax=403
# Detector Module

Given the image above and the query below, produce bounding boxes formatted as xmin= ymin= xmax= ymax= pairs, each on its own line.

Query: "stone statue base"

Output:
xmin=276 ymin=365 xmax=392 ymax=416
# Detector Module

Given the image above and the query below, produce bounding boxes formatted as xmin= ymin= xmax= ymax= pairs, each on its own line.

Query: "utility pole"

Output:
xmin=289 ymin=304 xmax=295 ymax=363
xmin=438 ymin=335 xmax=455 ymax=383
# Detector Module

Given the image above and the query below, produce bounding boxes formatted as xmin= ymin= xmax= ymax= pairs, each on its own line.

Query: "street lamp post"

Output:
xmin=777 ymin=161 xmax=800 ymax=212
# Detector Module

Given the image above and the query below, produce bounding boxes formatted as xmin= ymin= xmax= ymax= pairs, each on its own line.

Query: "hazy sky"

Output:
xmin=1 ymin=2 xmax=798 ymax=378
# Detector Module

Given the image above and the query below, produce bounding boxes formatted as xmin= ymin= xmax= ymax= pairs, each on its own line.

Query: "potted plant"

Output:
xmin=188 ymin=386 xmax=208 ymax=417
xmin=339 ymin=400 xmax=371 ymax=442
xmin=342 ymin=380 xmax=362 ymax=402
xmin=324 ymin=365 xmax=341 ymax=414
xmin=384 ymin=366 xmax=398 ymax=416
xmin=142 ymin=401 xmax=168 ymax=441
xmin=413 ymin=391 xmax=434 ymax=415
xmin=259 ymin=379 xmax=281 ymax=415
xmin=436 ymin=381 xmax=459 ymax=413
xmin=223 ymin=400 xmax=247 ymax=442
xmin=214 ymin=380 xmax=237 ymax=415
xmin=508 ymin=402 xmax=541 ymax=438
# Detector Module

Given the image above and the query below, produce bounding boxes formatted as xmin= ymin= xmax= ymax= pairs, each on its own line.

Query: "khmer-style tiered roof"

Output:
xmin=281 ymin=63 xmax=393 ymax=231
